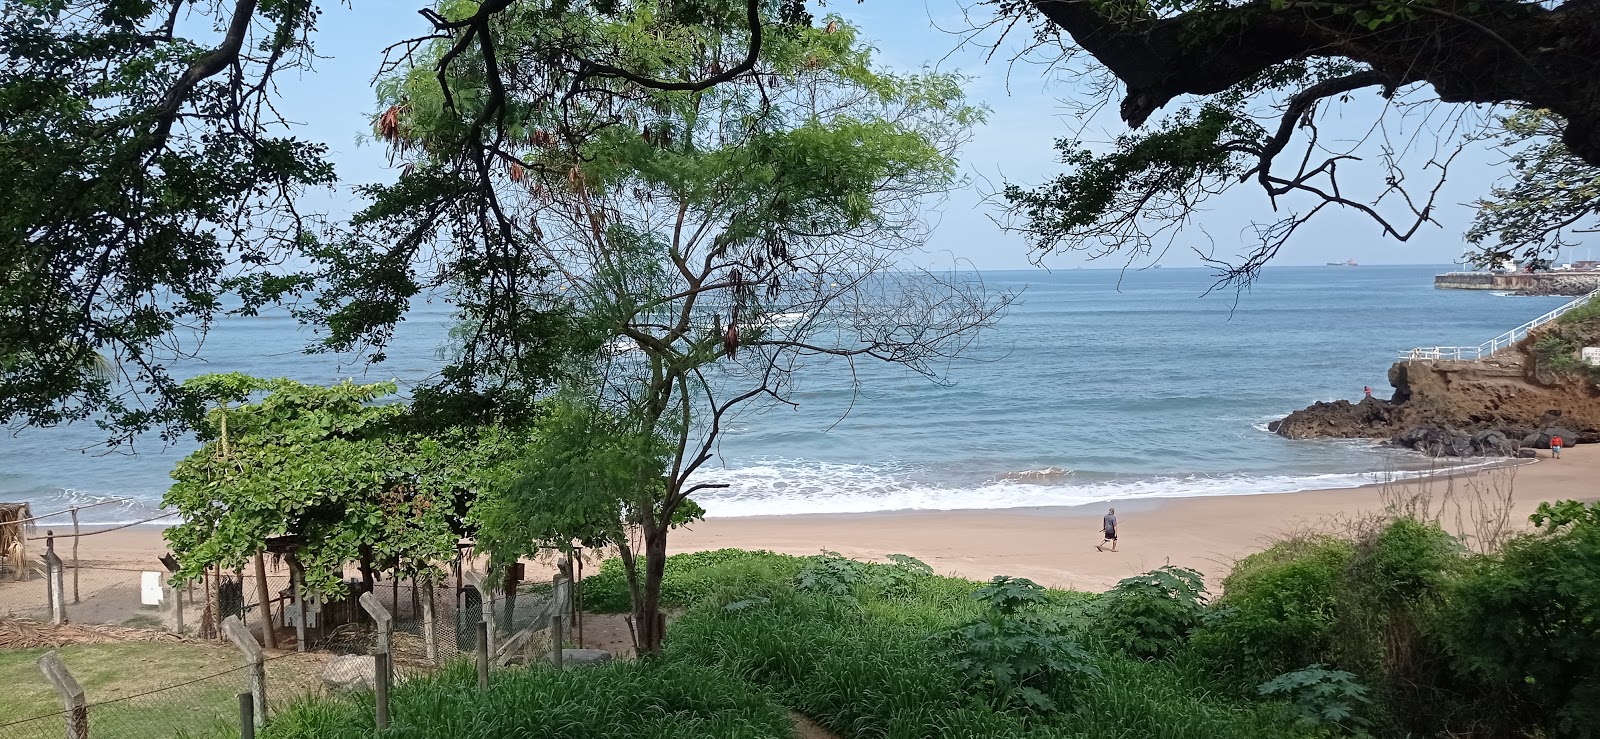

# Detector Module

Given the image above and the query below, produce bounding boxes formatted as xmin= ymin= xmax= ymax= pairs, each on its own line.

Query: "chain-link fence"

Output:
xmin=1 ymin=572 xmax=577 ymax=738
xmin=0 ymin=647 xmax=329 ymax=739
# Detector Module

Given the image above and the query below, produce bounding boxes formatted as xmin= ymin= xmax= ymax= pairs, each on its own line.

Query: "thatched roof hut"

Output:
xmin=1 ymin=503 xmax=33 ymax=581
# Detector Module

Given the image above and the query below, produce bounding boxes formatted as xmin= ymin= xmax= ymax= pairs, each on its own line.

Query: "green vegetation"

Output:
xmin=189 ymin=500 xmax=1600 ymax=737
xmin=163 ymin=375 xmax=528 ymax=593
xmin=1528 ymin=296 xmax=1600 ymax=380
xmin=258 ymin=660 xmax=792 ymax=739
xmin=0 ymin=641 xmax=322 ymax=739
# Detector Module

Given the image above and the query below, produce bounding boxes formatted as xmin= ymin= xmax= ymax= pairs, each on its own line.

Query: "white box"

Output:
xmin=1583 ymin=347 xmax=1600 ymax=366
xmin=140 ymin=572 xmax=164 ymax=606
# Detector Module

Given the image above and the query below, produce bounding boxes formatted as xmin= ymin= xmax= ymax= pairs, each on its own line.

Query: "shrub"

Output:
xmin=943 ymin=576 xmax=1099 ymax=712
xmin=1533 ymin=334 xmax=1583 ymax=374
xmin=581 ymin=549 xmax=804 ymax=613
xmin=256 ymin=660 xmax=794 ymax=739
xmin=1258 ymin=665 xmax=1372 ymax=736
xmin=1193 ymin=536 xmax=1354 ymax=681
xmin=793 ymin=550 xmax=870 ymax=597
xmin=1439 ymin=500 xmax=1600 ymax=734
xmin=1097 ymin=566 xmax=1208 ymax=659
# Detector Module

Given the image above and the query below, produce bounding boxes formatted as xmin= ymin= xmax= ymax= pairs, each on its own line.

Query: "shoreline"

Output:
xmin=2 ymin=449 xmax=1590 ymax=608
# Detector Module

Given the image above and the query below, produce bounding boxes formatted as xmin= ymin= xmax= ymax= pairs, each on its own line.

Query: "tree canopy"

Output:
xmin=985 ymin=0 xmax=1600 ymax=279
xmin=163 ymin=374 xmax=527 ymax=592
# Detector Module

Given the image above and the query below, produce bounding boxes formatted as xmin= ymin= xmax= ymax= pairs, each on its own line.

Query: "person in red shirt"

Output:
xmin=1551 ymin=435 xmax=1563 ymax=459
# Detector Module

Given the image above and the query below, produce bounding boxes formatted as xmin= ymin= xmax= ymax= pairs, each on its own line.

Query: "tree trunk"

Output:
xmin=358 ymin=546 xmax=375 ymax=595
xmin=634 ymin=523 xmax=670 ymax=655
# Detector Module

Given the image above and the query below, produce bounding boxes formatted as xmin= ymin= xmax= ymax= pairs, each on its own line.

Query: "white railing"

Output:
xmin=1399 ymin=287 xmax=1600 ymax=362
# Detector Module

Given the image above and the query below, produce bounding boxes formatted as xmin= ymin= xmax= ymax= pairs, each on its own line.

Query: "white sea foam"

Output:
xmin=690 ymin=458 xmax=1510 ymax=518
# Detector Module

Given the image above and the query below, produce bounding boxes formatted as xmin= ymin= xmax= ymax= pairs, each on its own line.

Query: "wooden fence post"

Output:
xmin=476 ymin=621 xmax=489 ymax=690
xmin=44 ymin=533 xmax=66 ymax=625
xmin=358 ymin=591 xmax=393 ymax=676
xmin=253 ymin=553 xmax=277 ymax=650
xmin=239 ymin=692 xmax=256 ymax=739
xmin=463 ymin=571 xmax=495 ymax=660
xmin=549 ymin=575 xmax=567 ymax=668
xmin=222 ymin=615 xmax=267 ymax=729
xmin=374 ymin=652 xmax=391 ymax=730
xmin=421 ymin=580 xmax=438 ymax=664
xmin=69 ymin=509 xmax=80 ymax=604
xmin=37 ymin=651 xmax=88 ymax=739
xmin=289 ymin=559 xmax=307 ymax=652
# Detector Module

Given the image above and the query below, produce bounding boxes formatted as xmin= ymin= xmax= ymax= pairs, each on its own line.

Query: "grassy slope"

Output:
xmin=0 ymin=641 xmax=324 ymax=739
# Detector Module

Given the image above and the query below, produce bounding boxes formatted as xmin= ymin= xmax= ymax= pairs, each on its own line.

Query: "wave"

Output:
xmin=691 ymin=458 xmax=1506 ymax=518
xmin=998 ymin=466 xmax=1075 ymax=483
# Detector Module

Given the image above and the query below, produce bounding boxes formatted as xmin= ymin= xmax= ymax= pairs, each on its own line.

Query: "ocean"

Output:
xmin=0 ymin=265 xmax=1566 ymax=525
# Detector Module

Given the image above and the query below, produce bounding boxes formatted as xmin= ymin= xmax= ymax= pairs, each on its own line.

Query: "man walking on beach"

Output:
xmin=1096 ymin=507 xmax=1118 ymax=552
xmin=1552 ymin=434 xmax=1563 ymax=459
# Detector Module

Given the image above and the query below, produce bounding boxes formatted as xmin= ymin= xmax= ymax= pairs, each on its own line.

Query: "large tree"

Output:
xmin=985 ymin=0 xmax=1600 ymax=278
xmin=164 ymin=373 xmax=527 ymax=593
xmin=431 ymin=8 xmax=1007 ymax=653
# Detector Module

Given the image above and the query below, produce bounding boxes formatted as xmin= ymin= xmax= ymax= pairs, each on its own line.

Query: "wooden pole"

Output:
xmin=38 ymin=651 xmax=88 ymax=739
xmin=239 ymin=692 xmax=256 ymax=739
xmin=476 ymin=621 xmax=489 ymax=690
xmin=69 ymin=508 xmax=80 ymax=603
xmin=421 ymin=581 xmax=438 ymax=665
xmin=358 ymin=591 xmax=394 ymax=686
xmin=253 ymin=553 xmax=276 ymax=650
xmin=290 ymin=561 xmax=307 ymax=652
xmin=45 ymin=534 xmax=66 ymax=625
xmin=222 ymin=616 xmax=267 ymax=729
xmin=374 ymin=652 xmax=391 ymax=730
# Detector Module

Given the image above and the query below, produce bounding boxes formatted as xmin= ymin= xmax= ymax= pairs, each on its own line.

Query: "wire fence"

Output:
xmin=2 ymin=569 xmax=580 ymax=738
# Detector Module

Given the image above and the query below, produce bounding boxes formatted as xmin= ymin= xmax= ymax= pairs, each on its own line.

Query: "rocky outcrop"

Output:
xmin=1272 ymin=350 xmax=1600 ymax=457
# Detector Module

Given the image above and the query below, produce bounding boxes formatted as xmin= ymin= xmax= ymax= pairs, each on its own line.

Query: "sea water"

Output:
xmin=0 ymin=265 xmax=1567 ymax=524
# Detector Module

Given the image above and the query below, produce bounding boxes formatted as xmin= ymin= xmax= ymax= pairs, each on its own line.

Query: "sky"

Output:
xmin=266 ymin=1 xmax=1598 ymax=272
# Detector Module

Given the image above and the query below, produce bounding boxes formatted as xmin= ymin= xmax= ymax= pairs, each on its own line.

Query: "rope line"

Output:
xmin=29 ymin=512 xmax=177 ymax=540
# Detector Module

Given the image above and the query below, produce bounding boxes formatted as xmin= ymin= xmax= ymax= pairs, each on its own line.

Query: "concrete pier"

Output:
xmin=1435 ymin=271 xmax=1600 ymax=295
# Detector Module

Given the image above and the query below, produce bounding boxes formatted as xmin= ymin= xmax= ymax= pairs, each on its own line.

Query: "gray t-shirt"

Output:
xmin=1103 ymin=513 xmax=1117 ymax=533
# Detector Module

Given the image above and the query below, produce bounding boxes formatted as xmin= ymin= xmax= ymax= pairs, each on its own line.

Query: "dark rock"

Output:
xmin=1523 ymin=427 xmax=1581 ymax=449
xmin=1517 ymin=448 xmax=1539 ymax=459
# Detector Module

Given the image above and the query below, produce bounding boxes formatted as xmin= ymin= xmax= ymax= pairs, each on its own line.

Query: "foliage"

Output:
xmin=422 ymin=6 xmax=1004 ymax=654
xmin=1097 ymin=566 xmax=1209 ymax=659
xmin=944 ymin=576 xmax=1099 ymax=712
xmin=162 ymin=374 xmax=525 ymax=592
xmin=1439 ymin=500 xmax=1600 ymax=734
xmin=582 ymin=549 xmax=808 ymax=613
xmin=256 ymin=660 xmax=794 ymax=739
xmin=1532 ymin=334 xmax=1583 ymax=374
xmin=1193 ymin=536 xmax=1353 ymax=681
xmin=0 ymin=0 xmax=333 ymax=438
xmin=1258 ymin=665 xmax=1373 ymax=736
xmin=1468 ymin=110 xmax=1600 ymax=269
xmin=667 ymin=550 xmax=1297 ymax=738
xmin=794 ymin=551 xmax=871 ymax=597
xmin=474 ymin=389 xmax=688 ymax=566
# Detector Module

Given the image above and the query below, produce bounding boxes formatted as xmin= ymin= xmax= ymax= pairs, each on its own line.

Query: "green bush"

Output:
xmin=668 ymin=556 xmax=1300 ymax=739
xmin=1193 ymin=536 xmax=1354 ymax=681
xmin=944 ymin=576 xmax=1099 ymax=712
xmin=1439 ymin=501 xmax=1600 ymax=734
xmin=1258 ymin=665 xmax=1372 ymax=736
xmin=581 ymin=549 xmax=806 ymax=613
xmin=1096 ymin=566 xmax=1208 ymax=659
xmin=257 ymin=660 xmax=794 ymax=739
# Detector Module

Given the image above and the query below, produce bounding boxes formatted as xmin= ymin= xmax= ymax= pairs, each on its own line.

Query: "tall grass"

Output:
xmin=662 ymin=552 xmax=1294 ymax=739
xmin=255 ymin=660 xmax=795 ymax=739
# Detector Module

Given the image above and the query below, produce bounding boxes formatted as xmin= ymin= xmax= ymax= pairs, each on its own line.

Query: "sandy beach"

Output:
xmin=3 ymin=447 xmax=1594 ymax=617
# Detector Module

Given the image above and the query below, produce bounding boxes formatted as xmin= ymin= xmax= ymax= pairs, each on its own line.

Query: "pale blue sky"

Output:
xmin=270 ymin=2 xmax=1596 ymax=271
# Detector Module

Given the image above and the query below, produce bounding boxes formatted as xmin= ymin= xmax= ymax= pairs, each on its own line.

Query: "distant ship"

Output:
xmin=1326 ymin=259 xmax=1358 ymax=267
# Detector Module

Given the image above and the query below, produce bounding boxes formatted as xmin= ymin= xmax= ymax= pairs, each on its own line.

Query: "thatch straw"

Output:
xmin=1 ymin=502 xmax=33 ymax=581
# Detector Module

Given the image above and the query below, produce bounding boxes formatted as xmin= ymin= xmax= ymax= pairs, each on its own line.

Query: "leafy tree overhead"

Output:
xmin=984 ymin=0 xmax=1600 ymax=279
xmin=407 ymin=6 xmax=1008 ymax=653
xmin=163 ymin=373 xmax=528 ymax=593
